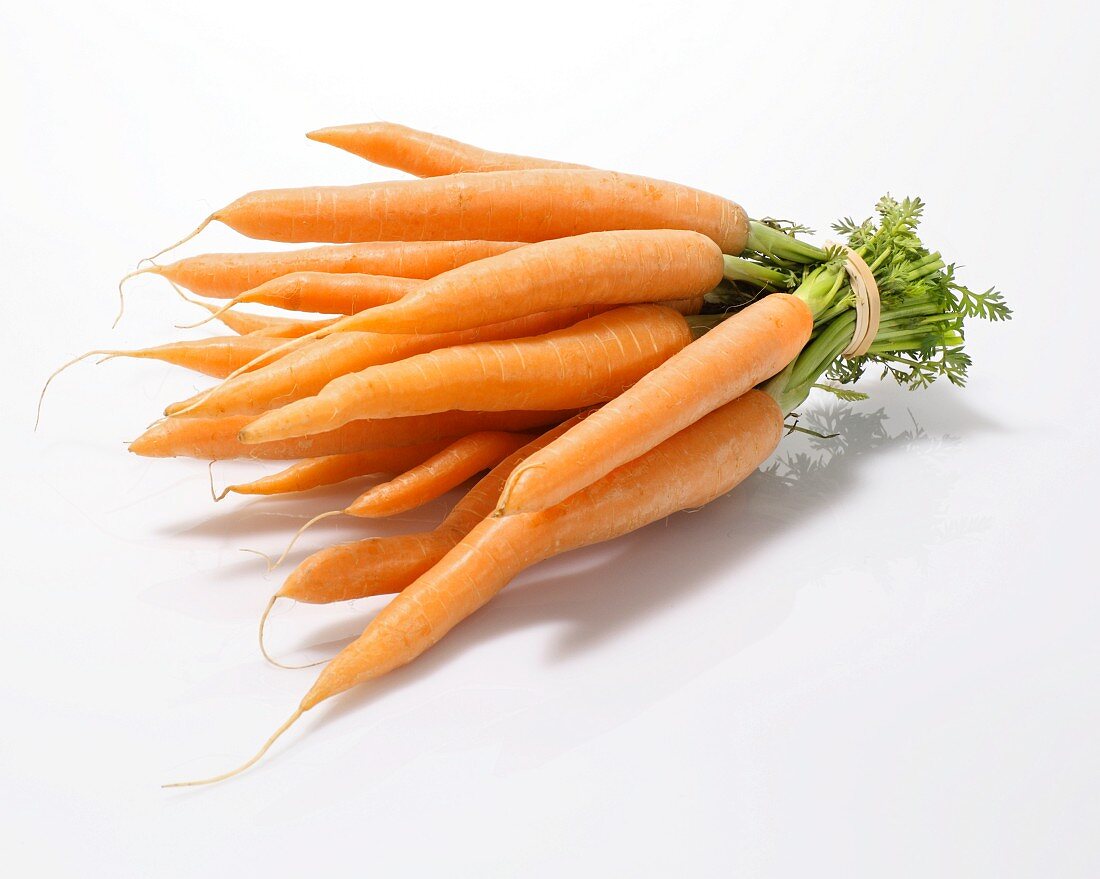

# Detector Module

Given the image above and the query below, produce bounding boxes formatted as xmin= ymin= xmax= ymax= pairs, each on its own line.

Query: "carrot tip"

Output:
xmin=162 ymin=707 xmax=305 ymax=788
xmin=208 ymin=462 xmax=231 ymax=502
xmin=36 ymin=350 xmax=113 ymax=431
xmin=240 ymin=547 xmax=277 ymax=573
xmin=144 ymin=214 xmax=215 ymax=266
xmin=265 ymin=510 xmax=342 ymax=572
xmin=114 ymin=269 xmax=151 ymax=328
xmin=258 ymin=596 xmax=329 ymax=670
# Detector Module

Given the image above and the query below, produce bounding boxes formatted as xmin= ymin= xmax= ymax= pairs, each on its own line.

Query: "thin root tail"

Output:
xmin=175 ymin=296 xmax=237 ymax=331
xmin=144 ymin=214 xmax=214 ymax=266
xmin=36 ymin=349 xmax=118 ymax=431
xmin=114 ymin=268 xmax=154 ymax=329
xmin=162 ymin=707 xmax=305 ymax=788
xmin=265 ymin=510 xmax=342 ymax=572
xmin=258 ymin=596 xmax=328 ymax=670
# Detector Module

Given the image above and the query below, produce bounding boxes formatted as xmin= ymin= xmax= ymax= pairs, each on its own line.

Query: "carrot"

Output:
xmin=129 ymin=409 xmax=575 ymax=461
xmin=306 ymin=229 xmax=723 ymax=336
xmin=167 ymin=227 xmax=713 ymax=409
xmin=166 ymin=305 xmax=609 ymax=418
xmin=192 ymin=273 xmax=420 ymax=329
xmin=192 ymin=301 xmax=334 ymax=338
xmin=273 ymin=417 xmax=586 ymax=605
xmin=169 ymin=391 xmax=781 ymax=785
xmin=240 ymin=305 xmax=692 ymax=443
xmin=344 ymin=431 xmax=533 ymax=517
xmin=306 ymin=121 xmax=589 ymax=176
xmin=68 ymin=335 xmax=287 ymax=381
xmin=140 ymin=240 xmax=525 ymax=299
xmin=212 ymin=440 xmax=451 ymax=500
xmin=165 ymin=169 xmax=749 ymax=252
xmin=247 ymin=317 xmax=338 ymax=339
xmin=260 ymin=430 xmax=541 ymax=569
xmin=496 ymin=293 xmax=813 ymax=515
xmin=35 ymin=334 xmax=287 ymax=428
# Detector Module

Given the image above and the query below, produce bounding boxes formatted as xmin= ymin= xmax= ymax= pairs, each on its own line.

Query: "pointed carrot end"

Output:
xmin=305 ymin=125 xmax=354 ymax=146
xmin=162 ymin=707 xmax=306 ymax=789
xmin=128 ymin=428 xmax=163 ymax=457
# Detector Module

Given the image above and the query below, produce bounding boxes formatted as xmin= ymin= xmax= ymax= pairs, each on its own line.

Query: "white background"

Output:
xmin=3 ymin=1 xmax=1098 ymax=875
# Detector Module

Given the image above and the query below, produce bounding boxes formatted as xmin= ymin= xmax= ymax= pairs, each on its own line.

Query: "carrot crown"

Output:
xmin=727 ymin=196 xmax=1010 ymax=413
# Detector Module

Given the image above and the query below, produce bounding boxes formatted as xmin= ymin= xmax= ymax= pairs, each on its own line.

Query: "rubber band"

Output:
xmin=826 ymin=242 xmax=881 ymax=358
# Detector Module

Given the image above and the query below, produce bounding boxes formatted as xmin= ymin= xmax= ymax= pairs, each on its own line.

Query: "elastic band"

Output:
xmin=826 ymin=242 xmax=880 ymax=359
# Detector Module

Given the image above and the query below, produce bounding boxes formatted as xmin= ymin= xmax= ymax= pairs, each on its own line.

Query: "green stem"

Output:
xmin=722 ymin=255 xmax=795 ymax=289
xmin=745 ymin=221 xmax=828 ymax=264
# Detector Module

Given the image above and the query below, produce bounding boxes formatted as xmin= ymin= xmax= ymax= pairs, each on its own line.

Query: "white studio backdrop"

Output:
xmin=2 ymin=1 xmax=1098 ymax=876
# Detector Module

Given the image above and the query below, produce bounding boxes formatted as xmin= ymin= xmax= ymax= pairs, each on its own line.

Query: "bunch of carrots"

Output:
xmin=43 ymin=122 xmax=1010 ymax=784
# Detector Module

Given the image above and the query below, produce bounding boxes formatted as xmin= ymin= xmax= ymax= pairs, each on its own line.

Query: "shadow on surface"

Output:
xmin=294 ymin=397 xmax=964 ymax=771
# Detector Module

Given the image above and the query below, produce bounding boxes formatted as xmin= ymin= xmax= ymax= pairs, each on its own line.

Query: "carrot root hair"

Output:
xmin=114 ymin=269 xmax=152 ymax=328
xmin=36 ymin=349 xmax=128 ymax=430
xmin=245 ymin=510 xmax=343 ymax=573
xmin=258 ymin=596 xmax=329 ymax=670
xmin=175 ymin=296 xmax=237 ymax=331
xmin=162 ymin=707 xmax=305 ymax=788
xmin=207 ymin=462 xmax=231 ymax=502
xmin=145 ymin=214 xmax=214 ymax=266
xmin=115 ymin=268 xmax=199 ymax=329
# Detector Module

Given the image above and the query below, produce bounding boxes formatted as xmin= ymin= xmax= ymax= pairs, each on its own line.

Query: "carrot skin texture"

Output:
xmin=300 ymin=391 xmax=783 ymax=707
xmin=307 ymin=122 xmax=589 ymax=176
xmin=230 ymin=272 xmax=419 ymax=315
xmin=328 ymin=229 xmax=724 ymax=335
xmin=128 ymin=409 xmax=575 ymax=461
xmin=106 ymin=335 xmax=284 ymax=379
xmin=247 ymin=317 xmax=337 ymax=339
xmin=346 ymin=431 xmax=533 ymax=517
xmin=170 ymin=305 xmax=607 ymax=418
xmin=151 ymin=240 xmax=525 ymax=298
xmin=221 ymin=440 xmax=450 ymax=497
xmin=280 ymin=532 xmax=454 ymax=603
xmin=279 ymin=415 xmax=587 ymax=604
xmin=498 ymin=293 xmax=813 ymax=515
xmin=200 ymin=303 xmax=334 ymax=338
xmin=241 ymin=305 xmax=692 ymax=442
xmin=210 ymin=169 xmax=749 ymax=253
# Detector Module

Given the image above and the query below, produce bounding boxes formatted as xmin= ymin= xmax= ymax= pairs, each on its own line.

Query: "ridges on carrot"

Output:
xmin=151 ymin=168 xmax=749 ymax=254
xmin=239 ymin=304 xmax=694 ymax=443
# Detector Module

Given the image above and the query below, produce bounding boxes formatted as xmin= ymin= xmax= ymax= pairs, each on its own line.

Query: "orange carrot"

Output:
xmin=213 ymin=440 xmax=450 ymax=500
xmin=182 ymin=299 xmax=337 ymax=338
xmin=247 ymin=318 xmax=339 ymax=339
xmin=168 ymin=227 xmax=713 ymax=407
xmin=258 ymin=431 xmax=542 ymax=570
xmin=198 ymin=273 xmax=420 ymax=324
xmin=497 ymin=293 xmax=813 ymax=515
xmin=307 ymin=121 xmax=589 ymax=176
xmin=169 ymin=392 xmax=781 ymax=785
xmin=168 ymin=169 xmax=748 ymax=252
xmin=345 ymin=431 xmax=532 ymax=517
xmin=88 ymin=336 xmax=288 ymax=380
xmin=309 ymin=229 xmax=723 ymax=336
xmin=167 ymin=305 xmax=608 ymax=418
xmin=240 ymin=305 xmax=692 ymax=443
xmin=129 ymin=409 xmax=575 ymax=461
xmin=142 ymin=240 xmax=525 ymax=299
xmin=276 ymin=416 xmax=586 ymax=605
xmin=36 ymin=334 xmax=287 ymax=427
